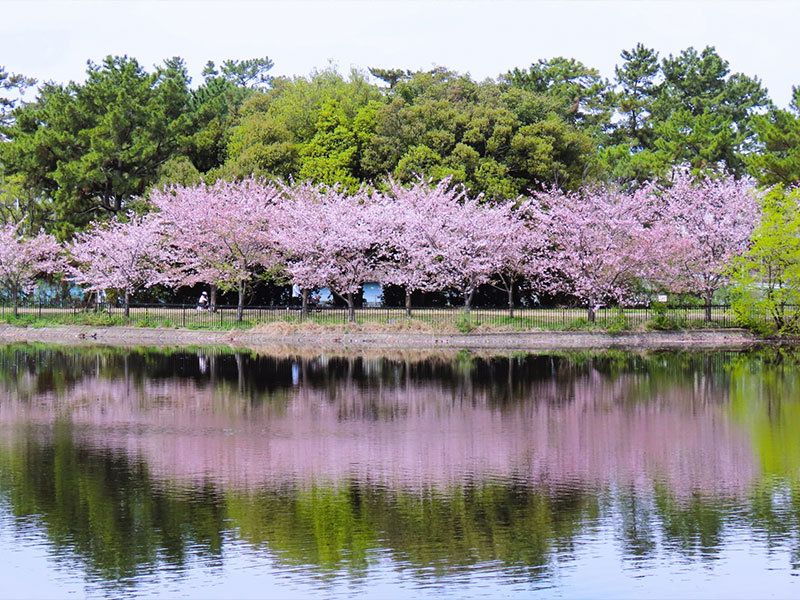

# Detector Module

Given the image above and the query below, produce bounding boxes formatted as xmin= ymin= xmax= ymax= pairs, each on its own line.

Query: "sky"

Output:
xmin=2 ymin=0 xmax=799 ymax=107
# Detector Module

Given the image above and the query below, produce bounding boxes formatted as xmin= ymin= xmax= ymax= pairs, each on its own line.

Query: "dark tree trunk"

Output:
xmin=124 ymin=289 xmax=130 ymax=319
xmin=507 ymin=283 xmax=514 ymax=319
xmin=346 ymin=292 xmax=355 ymax=323
xmin=12 ymin=287 xmax=19 ymax=318
xmin=301 ymin=288 xmax=309 ymax=317
xmin=463 ymin=289 xmax=475 ymax=314
xmin=405 ymin=288 xmax=412 ymax=318
xmin=237 ymin=281 xmax=245 ymax=322
xmin=704 ymin=291 xmax=713 ymax=322
xmin=210 ymin=284 xmax=218 ymax=313
xmin=588 ymin=305 xmax=596 ymax=323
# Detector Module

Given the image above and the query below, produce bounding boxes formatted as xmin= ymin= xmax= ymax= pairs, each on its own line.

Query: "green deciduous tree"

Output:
xmin=221 ymin=68 xmax=379 ymax=185
xmin=369 ymin=69 xmax=596 ymax=195
xmin=507 ymin=115 xmax=594 ymax=189
xmin=298 ymin=98 xmax=360 ymax=190
xmin=732 ymin=186 xmax=800 ymax=335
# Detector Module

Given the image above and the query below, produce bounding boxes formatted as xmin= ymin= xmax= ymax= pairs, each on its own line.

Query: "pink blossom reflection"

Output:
xmin=0 ymin=356 xmax=756 ymax=498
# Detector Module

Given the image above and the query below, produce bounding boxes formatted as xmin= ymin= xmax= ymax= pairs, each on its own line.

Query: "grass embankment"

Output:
xmin=0 ymin=305 xmax=738 ymax=334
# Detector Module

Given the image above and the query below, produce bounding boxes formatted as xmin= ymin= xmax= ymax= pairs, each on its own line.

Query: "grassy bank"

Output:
xmin=0 ymin=304 xmax=740 ymax=334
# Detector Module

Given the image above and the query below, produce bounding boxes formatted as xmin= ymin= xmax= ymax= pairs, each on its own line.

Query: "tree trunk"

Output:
xmin=12 ymin=287 xmax=18 ymax=318
xmin=463 ymin=289 xmax=474 ymax=314
xmin=124 ymin=289 xmax=130 ymax=319
xmin=346 ymin=292 xmax=355 ymax=323
xmin=507 ymin=283 xmax=514 ymax=319
xmin=301 ymin=288 xmax=309 ymax=317
xmin=704 ymin=291 xmax=713 ymax=322
xmin=210 ymin=284 xmax=218 ymax=313
xmin=405 ymin=288 xmax=412 ymax=318
xmin=237 ymin=281 xmax=245 ymax=322
xmin=587 ymin=305 xmax=596 ymax=323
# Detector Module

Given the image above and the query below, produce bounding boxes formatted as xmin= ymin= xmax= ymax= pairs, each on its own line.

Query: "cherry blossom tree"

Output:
xmin=276 ymin=183 xmax=382 ymax=322
xmin=436 ymin=196 xmax=541 ymax=316
xmin=528 ymin=185 xmax=655 ymax=321
xmin=66 ymin=213 xmax=167 ymax=318
xmin=485 ymin=199 xmax=548 ymax=318
xmin=377 ymin=179 xmax=460 ymax=317
xmin=0 ymin=222 xmax=63 ymax=316
xmin=149 ymin=178 xmax=283 ymax=321
xmin=647 ymin=172 xmax=760 ymax=320
xmin=380 ymin=179 xmax=521 ymax=314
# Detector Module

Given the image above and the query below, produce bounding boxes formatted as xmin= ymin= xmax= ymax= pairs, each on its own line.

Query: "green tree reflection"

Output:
xmin=1 ymin=344 xmax=800 ymax=585
xmin=0 ymin=420 xmax=227 ymax=581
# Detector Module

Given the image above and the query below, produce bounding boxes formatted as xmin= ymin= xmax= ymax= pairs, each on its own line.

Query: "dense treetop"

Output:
xmin=0 ymin=45 xmax=797 ymax=237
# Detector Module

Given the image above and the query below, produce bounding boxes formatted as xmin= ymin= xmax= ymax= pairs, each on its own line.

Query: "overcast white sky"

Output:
xmin=2 ymin=0 xmax=798 ymax=107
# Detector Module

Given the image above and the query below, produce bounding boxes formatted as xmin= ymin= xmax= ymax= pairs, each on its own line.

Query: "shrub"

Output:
xmin=563 ymin=317 xmax=596 ymax=331
xmin=647 ymin=303 xmax=685 ymax=331
xmin=455 ymin=313 xmax=473 ymax=334
xmin=605 ymin=308 xmax=631 ymax=334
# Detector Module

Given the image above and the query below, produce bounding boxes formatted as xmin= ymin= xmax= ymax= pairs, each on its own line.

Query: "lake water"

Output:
xmin=0 ymin=344 xmax=799 ymax=598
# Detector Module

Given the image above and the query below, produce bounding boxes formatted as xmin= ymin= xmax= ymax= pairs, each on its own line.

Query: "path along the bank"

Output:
xmin=0 ymin=324 xmax=763 ymax=352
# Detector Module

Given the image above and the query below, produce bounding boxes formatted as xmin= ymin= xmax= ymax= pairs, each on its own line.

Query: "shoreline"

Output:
xmin=0 ymin=324 xmax=766 ymax=352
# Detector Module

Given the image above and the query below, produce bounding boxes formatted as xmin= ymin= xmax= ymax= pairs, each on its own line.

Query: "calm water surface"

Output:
xmin=0 ymin=344 xmax=799 ymax=598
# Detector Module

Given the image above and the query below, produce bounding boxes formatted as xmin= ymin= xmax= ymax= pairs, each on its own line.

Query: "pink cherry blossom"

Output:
xmin=66 ymin=213 xmax=168 ymax=317
xmin=149 ymin=178 xmax=283 ymax=321
xmin=0 ymin=222 xmax=63 ymax=315
xmin=276 ymin=182 xmax=383 ymax=321
xmin=528 ymin=184 xmax=655 ymax=320
xmin=380 ymin=178 xmax=531 ymax=313
xmin=645 ymin=172 xmax=760 ymax=318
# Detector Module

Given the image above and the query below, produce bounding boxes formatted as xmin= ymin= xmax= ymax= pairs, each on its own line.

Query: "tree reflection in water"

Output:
xmin=0 ymin=344 xmax=798 ymax=587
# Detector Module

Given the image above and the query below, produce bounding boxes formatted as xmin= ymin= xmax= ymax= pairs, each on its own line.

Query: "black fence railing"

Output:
xmin=0 ymin=301 xmax=770 ymax=330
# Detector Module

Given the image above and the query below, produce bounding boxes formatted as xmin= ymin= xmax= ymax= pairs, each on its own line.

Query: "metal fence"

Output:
xmin=0 ymin=301 xmax=764 ymax=330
